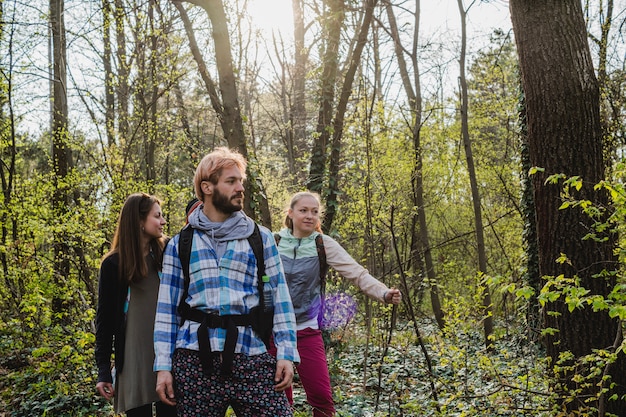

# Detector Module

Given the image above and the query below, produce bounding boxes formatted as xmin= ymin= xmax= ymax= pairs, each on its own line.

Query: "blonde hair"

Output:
xmin=284 ymin=191 xmax=324 ymax=232
xmin=194 ymin=147 xmax=247 ymax=201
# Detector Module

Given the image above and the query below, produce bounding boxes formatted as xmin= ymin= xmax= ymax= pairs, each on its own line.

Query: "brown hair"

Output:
xmin=105 ymin=193 xmax=166 ymax=284
xmin=193 ymin=147 xmax=247 ymax=201
xmin=284 ymin=191 xmax=324 ymax=232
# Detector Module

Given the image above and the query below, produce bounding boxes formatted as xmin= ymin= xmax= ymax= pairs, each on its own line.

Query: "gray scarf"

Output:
xmin=188 ymin=205 xmax=255 ymax=259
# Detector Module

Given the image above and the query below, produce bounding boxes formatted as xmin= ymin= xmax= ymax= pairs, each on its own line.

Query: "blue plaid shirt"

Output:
xmin=154 ymin=225 xmax=299 ymax=371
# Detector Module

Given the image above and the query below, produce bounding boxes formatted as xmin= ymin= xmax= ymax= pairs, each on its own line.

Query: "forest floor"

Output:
xmin=1 ymin=317 xmax=554 ymax=416
xmin=292 ymin=319 xmax=551 ymax=416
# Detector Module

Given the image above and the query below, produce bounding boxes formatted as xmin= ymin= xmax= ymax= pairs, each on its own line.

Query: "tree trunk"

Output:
xmin=275 ymin=44 xmax=296 ymax=174
xmin=587 ymin=0 xmax=615 ymax=165
xmin=457 ymin=0 xmax=493 ymax=349
xmin=386 ymin=0 xmax=445 ymax=330
xmin=114 ymin=0 xmax=130 ymax=141
xmin=50 ymin=0 xmax=71 ymax=314
xmin=307 ymin=0 xmax=343 ymax=195
xmin=174 ymin=81 xmax=199 ymax=167
xmin=200 ymin=0 xmax=245 ymax=149
xmin=0 ymin=5 xmax=20 ymax=307
xmin=510 ymin=0 xmax=625 ymax=414
xmin=290 ymin=0 xmax=307 ymax=179
xmin=101 ymin=0 xmax=115 ymax=147
xmin=518 ymin=89 xmax=541 ymax=342
xmin=176 ymin=0 xmax=271 ymax=226
xmin=146 ymin=0 xmax=157 ymax=184
xmin=174 ymin=2 xmax=224 ymax=120
xmin=323 ymin=0 xmax=377 ymax=231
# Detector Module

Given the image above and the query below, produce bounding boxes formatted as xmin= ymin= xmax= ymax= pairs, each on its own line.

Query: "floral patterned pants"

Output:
xmin=172 ymin=348 xmax=292 ymax=417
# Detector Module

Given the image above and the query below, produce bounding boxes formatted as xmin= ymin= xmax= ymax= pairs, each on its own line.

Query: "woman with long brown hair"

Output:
xmin=95 ymin=193 xmax=175 ymax=417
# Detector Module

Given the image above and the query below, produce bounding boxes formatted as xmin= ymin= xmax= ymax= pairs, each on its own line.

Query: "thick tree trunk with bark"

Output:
xmin=518 ymin=92 xmax=542 ymax=342
xmin=510 ymin=0 xmax=625 ymax=413
xmin=175 ymin=0 xmax=271 ymax=226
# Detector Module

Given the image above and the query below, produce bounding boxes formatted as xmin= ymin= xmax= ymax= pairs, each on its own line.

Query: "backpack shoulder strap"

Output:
xmin=316 ymin=233 xmax=328 ymax=293
xmin=273 ymin=232 xmax=326 ymax=281
xmin=178 ymin=223 xmax=265 ymax=312
xmin=315 ymin=233 xmax=329 ymax=328
xmin=248 ymin=224 xmax=274 ymax=348
xmin=247 ymin=224 xmax=266 ymax=307
xmin=315 ymin=234 xmax=327 ymax=280
xmin=177 ymin=225 xmax=194 ymax=316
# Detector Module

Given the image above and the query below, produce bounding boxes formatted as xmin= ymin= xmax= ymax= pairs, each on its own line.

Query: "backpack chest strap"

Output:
xmin=184 ymin=309 xmax=258 ymax=376
xmin=183 ymin=309 xmax=256 ymax=328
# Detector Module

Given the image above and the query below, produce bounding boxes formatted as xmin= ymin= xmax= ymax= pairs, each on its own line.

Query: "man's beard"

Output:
xmin=212 ymin=188 xmax=244 ymax=214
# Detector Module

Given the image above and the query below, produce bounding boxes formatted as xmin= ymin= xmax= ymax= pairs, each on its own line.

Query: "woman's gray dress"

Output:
xmin=114 ymin=255 xmax=161 ymax=413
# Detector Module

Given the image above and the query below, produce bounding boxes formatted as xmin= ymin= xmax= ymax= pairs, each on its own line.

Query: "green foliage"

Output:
xmin=0 ymin=314 xmax=111 ymax=417
xmin=0 ymin=120 xmax=192 ymax=415
xmin=524 ymin=168 xmax=626 ymax=415
xmin=1 ymin=0 xmax=623 ymax=414
xmin=430 ymin=283 xmax=553 ymax=416
xmin=287 ymin=282 xmax=557 ymax=416
xmin=0 ymin=164 xmax=98 ymax=414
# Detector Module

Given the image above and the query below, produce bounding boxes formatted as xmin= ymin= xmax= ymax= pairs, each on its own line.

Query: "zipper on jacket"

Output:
xmin=293 ymin=238 xmax=301 ymax=259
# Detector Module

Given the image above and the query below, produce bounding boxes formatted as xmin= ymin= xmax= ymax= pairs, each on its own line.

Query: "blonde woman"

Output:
xmin=272 ymin=191 xmax=402 ymax=417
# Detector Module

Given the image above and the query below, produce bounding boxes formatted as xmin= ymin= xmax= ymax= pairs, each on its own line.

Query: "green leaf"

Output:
xmin=541 ymin=327 xmax=559 ymax=336
xmin=591 ymin=296 xmax=610 ymax=312
xmin=515 ymin=286 xmax=535 ymax=300
xmin=608 ymin=305 xmax=626 ymax=320
xmin=564 ymin=295 xmax=583 ymax=312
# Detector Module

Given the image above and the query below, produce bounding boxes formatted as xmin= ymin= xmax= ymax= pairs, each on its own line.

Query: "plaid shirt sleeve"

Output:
xmin=259 ymin=227 xmax=300 ymax=363
xmin=153 ymin=235 xmax=183 ymax=372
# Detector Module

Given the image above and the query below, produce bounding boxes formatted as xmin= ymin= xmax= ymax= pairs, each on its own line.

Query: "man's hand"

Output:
xmin=273 ymin=359 xmax=294 ymax=392
xmin=96 ymin=381 xmax=115 ymax=400
xmin=156 ymin=370 xmax=177 ymax=406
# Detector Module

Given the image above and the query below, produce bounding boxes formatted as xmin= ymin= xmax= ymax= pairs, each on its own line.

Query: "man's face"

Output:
xmin=211 ymin=165 xmax=245 ymax=214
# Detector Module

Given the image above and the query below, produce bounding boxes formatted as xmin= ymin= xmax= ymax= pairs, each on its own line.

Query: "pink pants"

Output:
xmin=271 ymin=328 xmax=335 ymax=417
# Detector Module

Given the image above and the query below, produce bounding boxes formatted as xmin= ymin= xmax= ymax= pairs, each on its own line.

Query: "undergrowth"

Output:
xmin=290 ymin=314 xmax=554 ymax=417
xmin=0 ymin=286 xmax=558 ymax=417
xmin=1 ymin=316 xmax=555 ymax=417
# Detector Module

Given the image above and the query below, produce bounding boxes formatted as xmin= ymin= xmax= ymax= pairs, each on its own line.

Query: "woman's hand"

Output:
xmin=385 ymin=288 xmax=402 ymax=304
xmin=96 ymin=381 xmax=115 ymax=400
